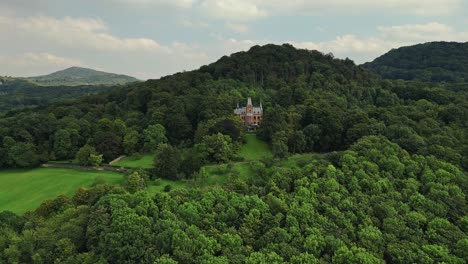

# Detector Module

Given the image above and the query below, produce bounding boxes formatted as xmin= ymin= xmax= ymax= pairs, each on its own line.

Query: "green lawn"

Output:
xmin=196 ymin=134 xmax=270 ymax=187
xmin=146 ymin=179 xmax=187 ymax=193
xmin=239 ymin=134 xmax=272 ymax=161
xmin=0 ymin=168 xmax=124 ymax=214
xmin=113 ymin=153 xmax=155 ymax=168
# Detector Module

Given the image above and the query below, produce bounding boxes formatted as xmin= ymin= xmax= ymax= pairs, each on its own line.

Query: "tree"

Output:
xmin=76 ymin=145 xmax=98 ymax=166
xmin=126 ymin=171 xmax=146 ymax=193
xmin=94 ymin=132 xmax=123 ymax=162
xmin=123 ymin=130 xmax=140 ymax=155
xmin=153 ymin=144 xmax=181 ymax=180
xmin=10 ymin=142 xmax=40 ymax=168
xmin=89 ymin=154 xmax=103 ymax=167
xmin=143 ymin=124 xmax=167 ymax=152
xmin=195 ymin=117 xmax=244 ymax=143
xmin=288 ymin=130 xmax=306 ymax=153
xmin=2 ymin=136 xmax=16 ymax=167
xmin=198 ymin=133 xmax=237 ymax=163
xmin=258 ymin=105 xmax=288 ymax=142
xmin=53 ymin=129 xmax=73 ymax=160
xmin=272 ymin=131 xmax=289 ymax=158
xmin=303 ymin=124 xmax=321 ymax=151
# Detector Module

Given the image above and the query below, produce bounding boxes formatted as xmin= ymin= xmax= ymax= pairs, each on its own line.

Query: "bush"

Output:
xmin=164 ymin=185 xmax=172 ymax=192
xmin=154 ymin=178 xmax=162 ymax=186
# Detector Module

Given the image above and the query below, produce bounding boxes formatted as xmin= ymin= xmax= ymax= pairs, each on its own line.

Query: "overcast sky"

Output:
xmin=1 ymin=0 xmax=468 ymax=79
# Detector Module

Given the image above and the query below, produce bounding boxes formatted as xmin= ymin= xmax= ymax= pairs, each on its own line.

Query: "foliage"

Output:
xmin=125 ymin=171 xmax=146 ymax=193
xmin=89 ymin=154 xmax=103 ymax=167
xmin=197 ymin=133 xmax=239 ymax=163
xmin=143 ymin=124 xmax=168 ymax=152
xmin=0 ymin=137 xmax=466 ymax=263
xmin=25 ymin=66 xmax=139 ymax=86
xmin=153 ymin=144 xmax=181 ymax=180
xmin=0 ymin=43 xmax=467 ymax=263
xmin=0 ymin=77 xmax=119 ymax=112
xmin=271 ymin=131 xmax=289 ymax=158
xmin=75 ymin=145 xmax=99 ymax=166
xmin=363 ymin=41 xmax=468 ymax=82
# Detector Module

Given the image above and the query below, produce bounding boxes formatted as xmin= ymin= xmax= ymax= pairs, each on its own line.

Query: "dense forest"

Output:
xmin=363 ymin=41 xmax=468 ymax=82
xmin=24 ymin=66 xmax=139 ymax=86
xmin=0 ymin=44 xmax=467 ymax=263
xmin=0 ymin=78 xmax=120 ymax=113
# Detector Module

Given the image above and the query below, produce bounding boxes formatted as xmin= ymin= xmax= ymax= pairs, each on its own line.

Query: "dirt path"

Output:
xmin=109 ymin=155 xmax=127 ymax=165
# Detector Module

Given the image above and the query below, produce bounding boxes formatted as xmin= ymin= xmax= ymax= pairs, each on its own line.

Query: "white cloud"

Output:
xmin=378 ymin=22 xmax=468 ymax=41
xmin=225 ymin=23 xmax=250 ymax=34
xmin=107 ymin=0 xmax=462 ymax=20
xmin=0 ymin=16 xmax=172 ymax=53
xmin=112 ymin=0 xmax=196 ymax=8
xmin=0 ymin=15 xmax=211 ymax=78
xmin=210 ymin=22 xmax=468 ymax=64
xmin=289 ymin=22 xmax=468 ymax=63
xmin=261 ymin=0 xmax=461 ymax=16
xmin=199 ymin=0 xmax=266 ymax=21
xmin=0 ymin=52 xmax=83 ymax=76
xmin=15 ymin=53 xmax=82 ymax=67
xmin=179 ymin=18 xmax=209 ymax=28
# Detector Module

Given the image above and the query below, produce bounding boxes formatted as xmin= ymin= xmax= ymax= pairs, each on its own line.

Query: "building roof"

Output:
xmin=234 ymin=106 xmax=263 ymax=115
xmin=234 ymin=97 xmax=263 ymax=115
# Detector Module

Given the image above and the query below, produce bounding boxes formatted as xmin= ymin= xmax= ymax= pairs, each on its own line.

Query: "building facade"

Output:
xmin=234 ymin=97 xmax=263 ymax=130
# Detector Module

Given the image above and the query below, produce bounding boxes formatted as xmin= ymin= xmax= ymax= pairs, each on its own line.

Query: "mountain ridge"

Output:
xmin=24 ymin=66 xmax=140 ymax=86
xmin=362 ymin=41 xmax=468 ymax=82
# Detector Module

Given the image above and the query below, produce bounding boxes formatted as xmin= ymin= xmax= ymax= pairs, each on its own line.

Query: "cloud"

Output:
xmin=210 ymin=22 xmax=468 ymax=64
xmin=106 ymin=0 xmax=462 ymax=20
xmin=289 ymin=22 xmax=468 ymax=63
xmin=14 ymin=53 xmax=82 ymax=67
xmin=0 ymin=15 xmax=210 ymax=78
xmin=199 ymin=0 xmax=266 ymax=21
xmin=225 ymin=23 xmax=250 ymax=34
xmin=378 ymin=22 xmax=468 ymax=41
xmin=262 ymin=0 xmax=462 ymax=16
xmin=0 ymin=53 xmax=83 ymax=76
xmin=111 ymin=0 xmax=196 ymax=8
xmin=179 ymin=18 xmax=209 ymax=28
xmin=0 ymin=15 xmax=172 ymax=53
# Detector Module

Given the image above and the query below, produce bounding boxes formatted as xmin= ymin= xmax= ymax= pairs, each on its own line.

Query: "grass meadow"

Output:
xmin=112 ymin=153 xmax=155 ymax=168
xmin=0 ymin=168 xmax=123 ymax=214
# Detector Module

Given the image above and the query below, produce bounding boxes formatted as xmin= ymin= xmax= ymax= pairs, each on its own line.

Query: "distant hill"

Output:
xmin=0 ymin=77 xmax=119 ymax=112
xmin=0 ymin=66 xmax=138 ymax=112
xmin=25 ymin=67 xmax=139 ymax=86
xmin=363 ymin=41 xmax=468 ymax=82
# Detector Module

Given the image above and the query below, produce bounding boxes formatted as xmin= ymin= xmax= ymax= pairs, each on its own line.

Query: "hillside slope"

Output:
xmin=0 ymin=44 xmax=467 ymax=263
xmin=363 ymin=41 xmax=468 ymax=82
xmin=26 ymin=66 xmax=139 ymax=86
xmin=0 ymin=77 xmax=119 ymax=112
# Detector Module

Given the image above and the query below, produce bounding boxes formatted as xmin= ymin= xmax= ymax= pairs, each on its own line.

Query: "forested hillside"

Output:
xmin=0 ymin=78 xmax=118 ymax=112
xmin=25 ymin=67 xmax=139 ymax=86
xmin=0 ymin=44 xmax=467 ymax=263
xmin=363 ymin=41 xmax=468 ymax=82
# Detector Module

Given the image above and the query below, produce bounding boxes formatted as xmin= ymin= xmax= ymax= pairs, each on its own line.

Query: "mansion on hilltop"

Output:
xmin=234 ymin=97 xmax=263 ymax=130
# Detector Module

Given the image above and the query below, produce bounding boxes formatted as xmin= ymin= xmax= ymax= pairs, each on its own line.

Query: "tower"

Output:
xmin=246 ymin=97 xmax=253 ymax=124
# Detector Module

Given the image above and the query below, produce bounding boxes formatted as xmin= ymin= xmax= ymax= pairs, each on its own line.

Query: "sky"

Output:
xmin=1 ymin=0 xmax=468 ymax=80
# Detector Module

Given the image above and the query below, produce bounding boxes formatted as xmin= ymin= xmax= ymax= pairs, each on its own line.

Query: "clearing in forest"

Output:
xmin=0 ymin=168 xmax=123 ymax=214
